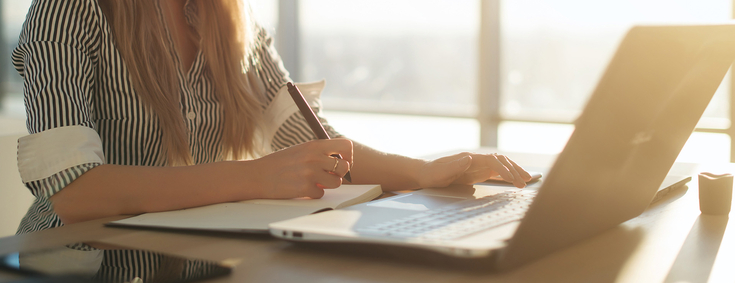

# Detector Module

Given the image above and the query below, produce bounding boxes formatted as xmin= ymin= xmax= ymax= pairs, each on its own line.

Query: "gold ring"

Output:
xmin=331 ymin=158 xmax=339 ymax=173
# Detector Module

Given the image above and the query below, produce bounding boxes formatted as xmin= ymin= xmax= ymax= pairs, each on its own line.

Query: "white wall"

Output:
xmin=0 ymin=117 xmax=33 ymax=238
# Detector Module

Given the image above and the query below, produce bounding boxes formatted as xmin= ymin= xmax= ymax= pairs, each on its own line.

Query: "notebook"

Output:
xmin=107 ymin=184 xmax=381 ymax=233
xmin=269 ymin=24 xmax=735 ymax=270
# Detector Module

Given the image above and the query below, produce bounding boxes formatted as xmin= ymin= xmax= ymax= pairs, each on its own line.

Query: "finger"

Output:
xmin=481 ymin=154 xmax=514 ymax=182
xmin=315 ymin=170 xmax=343 ymax=189
xmin=323 ymin=157 xmax=349 ymax=177
xmin=293 ymin=173 xmax=326 ymax=199
xmin=324 ymin=156 xmax=339 ymax=173
xmin=494 ymin=154 xmax=526 ymax=188
xmin=304 ymin=185 xmax=326 ymax=199
xmin=474 ymin=154 xmax=511 ymax=181
xmin=294 ymin=167 xmax=333 ymax=198
xmin=507 ymin=158 xmax=533 ymax=182
xmin=317 ymin=139 xmax=353 ymax=165
xmin=336 ymin=159 xmax=351 ymax=177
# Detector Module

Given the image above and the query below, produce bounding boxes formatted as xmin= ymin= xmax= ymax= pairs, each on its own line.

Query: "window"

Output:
xmin=498 ymin=0 xmax=733 ymax=162
xmin=501 ymin=0 xmax=732 ymax=126
xmin=2 ymin=0 xmax=733 ymax=161
xmin=299 ymin=0 xmax=480 ymax=117
xmin=1 ymin=0 xmax=33 ymax=118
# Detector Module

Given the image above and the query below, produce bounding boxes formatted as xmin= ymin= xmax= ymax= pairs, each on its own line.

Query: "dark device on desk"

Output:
xmin=0 ymin=241 xmax=231 ymax=283
xmin=270 ymin=24 xmax=735 ymax=270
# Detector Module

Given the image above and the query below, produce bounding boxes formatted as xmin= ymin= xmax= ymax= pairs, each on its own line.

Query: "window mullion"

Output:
xmin=276 ymin=0 xmax=301 ymax=82
xmin=478 ymin=0 xmax=502 ymax=147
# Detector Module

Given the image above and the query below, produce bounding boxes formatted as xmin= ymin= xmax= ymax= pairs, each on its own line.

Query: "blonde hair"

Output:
xmin=99 ymin=0 xmax=263 ymax=166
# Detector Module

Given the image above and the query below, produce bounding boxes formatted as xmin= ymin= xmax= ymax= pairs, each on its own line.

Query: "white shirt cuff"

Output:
xmin=17 ymin=125 xmax=105 ymax=182
xmin=256 ymin=80 xmax=326 ymax=156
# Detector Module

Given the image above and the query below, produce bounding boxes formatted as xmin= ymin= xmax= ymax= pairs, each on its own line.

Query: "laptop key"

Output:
xmin=357 ymin=190 xmax=537 ymax=241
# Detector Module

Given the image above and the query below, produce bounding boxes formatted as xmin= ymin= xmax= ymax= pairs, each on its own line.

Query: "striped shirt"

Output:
xmin=13 ymin=0 xmax=340 ymax=235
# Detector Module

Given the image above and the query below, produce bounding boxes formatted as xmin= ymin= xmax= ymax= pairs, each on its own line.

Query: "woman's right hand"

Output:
xmin=49 ymin=139 xmax=352 ymax=224
xmin=251 ymin=139 xmax=353 ymax=199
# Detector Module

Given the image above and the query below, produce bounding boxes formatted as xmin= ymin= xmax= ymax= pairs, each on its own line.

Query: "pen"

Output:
xmin=286 ymin=82 xmax=352 ymax=182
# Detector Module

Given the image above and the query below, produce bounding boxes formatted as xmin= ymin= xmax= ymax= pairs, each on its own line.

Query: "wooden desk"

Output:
xmin=1 ymin=151 xmax=734 ymax=283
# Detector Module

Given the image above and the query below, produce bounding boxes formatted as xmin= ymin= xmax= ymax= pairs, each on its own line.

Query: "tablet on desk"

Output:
xmin=0 ymin=241 xmax=232 ymax=283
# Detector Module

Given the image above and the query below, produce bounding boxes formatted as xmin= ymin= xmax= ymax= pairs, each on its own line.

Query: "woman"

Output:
xmin=13 ymin=0 xmax=532 ymax=235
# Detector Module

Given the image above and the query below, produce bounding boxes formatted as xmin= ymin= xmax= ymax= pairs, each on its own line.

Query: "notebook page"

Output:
xmin=242 ymin=184 xmax=381 ymax=209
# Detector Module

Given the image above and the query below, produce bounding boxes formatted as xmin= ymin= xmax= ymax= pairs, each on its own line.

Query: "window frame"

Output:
xmin=2 ymin=0 xmax=733 ymax=160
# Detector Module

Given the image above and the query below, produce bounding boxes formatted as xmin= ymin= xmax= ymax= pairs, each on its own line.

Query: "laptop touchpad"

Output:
xmin=367 ymin=193 xmax=465 ymax=211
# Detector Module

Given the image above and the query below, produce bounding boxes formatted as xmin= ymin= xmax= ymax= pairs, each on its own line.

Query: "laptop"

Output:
xmin=269 ymin=24 xmax=735 ymax=270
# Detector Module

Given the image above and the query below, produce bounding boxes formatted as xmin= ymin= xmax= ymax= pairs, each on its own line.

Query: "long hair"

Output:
xmin=99 ymin=0 xmax=263 ymax=166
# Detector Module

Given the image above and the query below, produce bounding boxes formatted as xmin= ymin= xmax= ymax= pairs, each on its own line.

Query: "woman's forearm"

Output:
xmin=51 ymin=161 xmax=261 ymax=224
xmin=51 ymin=139 xmax=356 ymax=225
xmin=349 ymin=142 xmax=427 ymax=191
xmin=349 ymin=141 xmax=532 ymax=190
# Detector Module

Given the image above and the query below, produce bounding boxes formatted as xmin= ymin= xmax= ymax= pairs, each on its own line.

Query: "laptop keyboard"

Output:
xmin=356 ymin=190 xmax=537 ymax=241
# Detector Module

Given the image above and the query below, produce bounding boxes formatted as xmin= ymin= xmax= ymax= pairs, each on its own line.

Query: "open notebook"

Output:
xmin=107 ymin=184 xmax=382 ymax=233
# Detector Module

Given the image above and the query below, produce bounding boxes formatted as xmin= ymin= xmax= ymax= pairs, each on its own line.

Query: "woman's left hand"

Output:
xmin=416 ymin=152 xmax=533 ymax=189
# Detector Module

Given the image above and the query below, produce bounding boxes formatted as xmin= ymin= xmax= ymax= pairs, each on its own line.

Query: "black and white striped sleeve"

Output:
xmin=252 ymin=27 xmax=343 ymax=153
xmin=12 ymin=0 xmax=105 ymax=199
